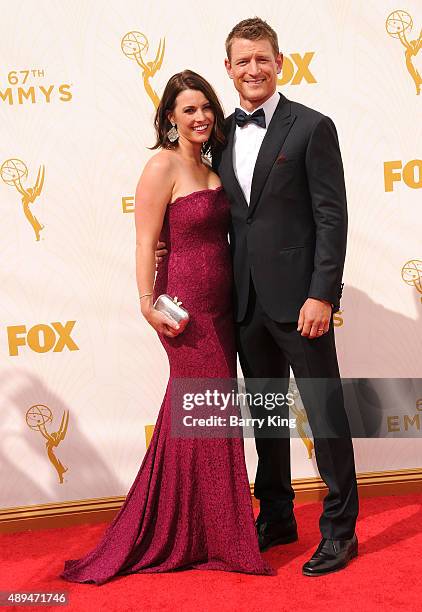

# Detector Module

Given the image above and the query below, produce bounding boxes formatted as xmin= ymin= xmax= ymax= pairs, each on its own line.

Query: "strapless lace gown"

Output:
xmin=61 ymin=187 xmax=274 ymax=584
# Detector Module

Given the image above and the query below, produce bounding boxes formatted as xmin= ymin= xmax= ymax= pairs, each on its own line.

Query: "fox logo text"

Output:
xmin=7 ymin=321 xmax=79 ymax=356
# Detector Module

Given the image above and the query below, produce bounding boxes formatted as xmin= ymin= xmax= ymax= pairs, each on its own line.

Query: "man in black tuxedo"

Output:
xmin=157 ymin=17 xmax=359 ymax=576
xmin=218 ymin=17 xmax=358 ymax=576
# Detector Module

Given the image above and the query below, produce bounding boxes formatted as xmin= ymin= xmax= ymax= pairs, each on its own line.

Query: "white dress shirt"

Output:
xmin=233 ymin=91 xmax=280 ymax=205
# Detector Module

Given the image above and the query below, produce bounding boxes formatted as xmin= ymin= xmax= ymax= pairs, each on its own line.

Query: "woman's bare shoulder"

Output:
xmin=138 ymin=150 xmax=177 ymax=192
xmin=135 ymin=152 xmax=177 ymax=209
xmin=143 ymin=149 xmax=176 ymax=175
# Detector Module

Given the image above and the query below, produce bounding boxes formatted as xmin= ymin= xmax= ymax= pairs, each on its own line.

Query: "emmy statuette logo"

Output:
xmin=291 ymin=404 xmax=314 ymax=459
xmin=26 ymin=404 xmax=69 ymax=484
xmin=386 ymin=10 xmax=421 ymax=95
xmin=1 ymin=158 xmax=45 ymax=241
xmin=289 ymin=382 xmax=314 ymax=459
xmin=145 ymin=424 xmax=155 ymax=449
xmin=121 ymin=31 xmax=165 ymax=109
xmin=402 ymin=260 xmax=422 ymax=302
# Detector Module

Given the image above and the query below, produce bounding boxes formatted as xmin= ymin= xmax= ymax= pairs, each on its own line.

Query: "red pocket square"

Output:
xmin=276 ymin=154 xmax=287 ymax=164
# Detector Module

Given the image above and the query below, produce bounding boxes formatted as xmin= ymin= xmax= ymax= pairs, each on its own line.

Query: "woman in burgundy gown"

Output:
xmin=61 ymin=71 xmax=274 ymax=585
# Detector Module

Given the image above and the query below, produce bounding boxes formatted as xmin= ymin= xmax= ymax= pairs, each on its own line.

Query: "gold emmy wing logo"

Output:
xmin=26 ymin=404 xmax=69 ymax=484
xmin=290 ymin=404 xmax=314 ymax=459
xmin=145 ymin=424 xmax=155 ymax=448
xmin=386 ymin=10 xmax=421 ymax=95
xmin=1 ymin=158 xmax=45 ymax=241
xmin=121 ymin=31 xmax=165 ymax=109
xmin=402 ymin=260 xmax=422 ymax=302
xmin=289 ymin=384 xmax=314 ymax=459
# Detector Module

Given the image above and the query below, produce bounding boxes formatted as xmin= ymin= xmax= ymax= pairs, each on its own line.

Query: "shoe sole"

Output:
xmin=259 ymin=532 xmax=299 ymax=552
xmin=302 ymin=547 xmax=358 ymax=577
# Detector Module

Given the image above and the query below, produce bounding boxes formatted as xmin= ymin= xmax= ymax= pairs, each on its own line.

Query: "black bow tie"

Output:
xmin=234 ymin=107 xmax=266 ymax=129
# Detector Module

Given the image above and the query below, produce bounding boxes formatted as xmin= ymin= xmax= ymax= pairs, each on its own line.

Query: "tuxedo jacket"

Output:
xmin=214 ymin=93 xmax=347 ymax=323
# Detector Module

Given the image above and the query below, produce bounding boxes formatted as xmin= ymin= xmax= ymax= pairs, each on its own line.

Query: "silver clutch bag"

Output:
xmin=153 ymin=294 xmax=190 ymax=332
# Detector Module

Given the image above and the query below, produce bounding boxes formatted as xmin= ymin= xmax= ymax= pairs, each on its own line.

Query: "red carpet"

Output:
xmin=1 ymin=493 xmax=421 ymax=611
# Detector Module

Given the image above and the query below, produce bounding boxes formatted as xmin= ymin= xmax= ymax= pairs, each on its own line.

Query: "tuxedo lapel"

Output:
xmin=219 ymin=115 xmax=249 ymax=210
xmin=248 ymin=94 xmax=296 ymax=216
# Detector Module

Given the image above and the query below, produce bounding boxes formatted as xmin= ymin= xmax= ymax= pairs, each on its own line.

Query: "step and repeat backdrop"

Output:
xmin=0 ymin=0 xmax=421 ymax=508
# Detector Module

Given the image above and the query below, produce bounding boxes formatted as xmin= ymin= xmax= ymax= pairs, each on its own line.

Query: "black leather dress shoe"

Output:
xmin=302 ymin=534 xmax=358 ymax=576
xmin=256 ymin=515 xmax=298 ymax=551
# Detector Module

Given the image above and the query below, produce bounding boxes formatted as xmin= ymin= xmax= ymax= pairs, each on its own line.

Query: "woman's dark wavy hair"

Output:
xmin=151 ymin=70 xmax=226 ymax=157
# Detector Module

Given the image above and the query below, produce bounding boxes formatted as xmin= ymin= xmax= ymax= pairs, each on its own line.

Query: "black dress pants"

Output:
xmin=235 ymin=276 xmax=359 ymax=539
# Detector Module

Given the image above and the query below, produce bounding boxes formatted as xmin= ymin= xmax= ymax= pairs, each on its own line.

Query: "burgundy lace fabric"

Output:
xmin=61 ymin=187 xmax=274 ymax=584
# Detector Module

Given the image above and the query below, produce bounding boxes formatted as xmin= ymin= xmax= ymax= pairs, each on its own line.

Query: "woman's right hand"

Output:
xmin=143 ymin=307 xmax=181 ymax=337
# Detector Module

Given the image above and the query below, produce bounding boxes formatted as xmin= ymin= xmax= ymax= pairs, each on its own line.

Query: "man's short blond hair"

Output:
xmin=225 ymin=17 xmax=280 ymax=60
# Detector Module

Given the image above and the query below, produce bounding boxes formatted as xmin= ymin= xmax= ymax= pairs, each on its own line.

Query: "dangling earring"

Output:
xmin=167 ymin=123 xmax=179 ymax=143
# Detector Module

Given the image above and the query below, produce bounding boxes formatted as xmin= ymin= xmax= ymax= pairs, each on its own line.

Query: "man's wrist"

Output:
xmin=308 ymin=296 xmax=333 ymax=307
